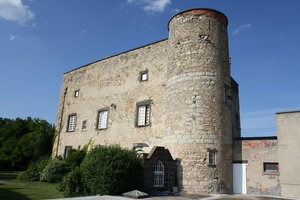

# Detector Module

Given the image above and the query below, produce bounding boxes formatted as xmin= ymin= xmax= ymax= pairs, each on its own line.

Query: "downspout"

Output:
xmin=55 ymin=87 xmax=68 ymax=157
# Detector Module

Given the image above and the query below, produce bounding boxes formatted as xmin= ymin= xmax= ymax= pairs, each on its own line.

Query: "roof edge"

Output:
xmin=276 ymin=110 xmax=300 ymax=115
xmin=234 ymin=136 xmax=277 ymax=141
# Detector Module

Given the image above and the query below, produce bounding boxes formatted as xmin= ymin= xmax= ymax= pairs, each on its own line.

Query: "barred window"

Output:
xmin=67 ymin=114 xmax=77 ymax=132
xmin=154 ymin=160 xmax=164 ymax=187
xmin=208 ymin=151 xmax=216 ymax=166
xmin=97 ymin=110 xmax=108 ymax=129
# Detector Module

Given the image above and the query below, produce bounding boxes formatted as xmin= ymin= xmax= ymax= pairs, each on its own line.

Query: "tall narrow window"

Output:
xmin=208 ymin=151 xmax=216 ymax=166
xmin=137 ymin=102 xmax=150 ymax=126
xmin=154 ymin=160 xmax=164 ymax=187
xmin=97 ymin=110 xmax=108 ymax=129
xmin=82 ymin=120 xmax=87 ymax=131
xmin=67 ymin=114 xmax=77 ymax=132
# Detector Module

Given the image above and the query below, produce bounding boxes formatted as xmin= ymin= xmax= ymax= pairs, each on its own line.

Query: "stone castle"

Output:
xmin=52 ymin=8 xmax=300 ymax=198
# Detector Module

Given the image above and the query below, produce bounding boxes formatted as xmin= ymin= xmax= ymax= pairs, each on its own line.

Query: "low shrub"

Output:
xmin=18 ymin=157 xmax=50 ymax=182
xmin=65 ymin=149 xmax=86 ymax=169
xmin=80 ymin=145 xmax=141 ymax=195
xmin=40 ymin=159 xmax=69 ymax=183
xmin=58 ymin=168 xmax=85 ymax=197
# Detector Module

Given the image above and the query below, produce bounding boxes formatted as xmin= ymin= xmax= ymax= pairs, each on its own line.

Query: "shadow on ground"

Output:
xmin=0 ymin=187 xmax=30 ymax=200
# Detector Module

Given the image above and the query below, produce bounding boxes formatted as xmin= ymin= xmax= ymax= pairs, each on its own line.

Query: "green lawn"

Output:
xmin=0 ymin=171 xmax=64 ymax=200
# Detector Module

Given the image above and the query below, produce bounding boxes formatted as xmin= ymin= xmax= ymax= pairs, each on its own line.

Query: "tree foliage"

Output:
xmin=0 ymin=117 xmax=54 ymax=170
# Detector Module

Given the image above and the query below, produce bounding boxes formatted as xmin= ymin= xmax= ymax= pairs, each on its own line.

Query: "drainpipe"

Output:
xmin=55 ymin=87 xmax=68 ymax=158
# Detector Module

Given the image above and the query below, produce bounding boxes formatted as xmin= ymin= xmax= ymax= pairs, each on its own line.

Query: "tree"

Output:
xmin=0 ymin=117 xmax=54 ymax=170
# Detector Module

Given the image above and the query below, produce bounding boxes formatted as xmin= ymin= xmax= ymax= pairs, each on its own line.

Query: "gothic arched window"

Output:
xmin=154 ymin=160 xmax=164 ymax=187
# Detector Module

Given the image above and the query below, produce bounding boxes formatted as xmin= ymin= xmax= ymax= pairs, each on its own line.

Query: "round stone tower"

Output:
xmin=164 ymin=8 xmax=232 ymax=194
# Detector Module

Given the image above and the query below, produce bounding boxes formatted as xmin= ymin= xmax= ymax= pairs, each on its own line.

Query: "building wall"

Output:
xmin=53 ymin=39 xmax=169 ymax=155
xmin=53 ymin=8 xmax=239 ymax=195
xmin=276 ymin=111 xmax=300 ymax=199
xmin=233 ymin=138 xmax=280 ymax=196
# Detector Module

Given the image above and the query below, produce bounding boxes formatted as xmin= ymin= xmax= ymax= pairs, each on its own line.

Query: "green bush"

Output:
xmin=19 ymin=157 xmax=50 ymax=181
xmin=80 ymin=145 xmax=141 ymax=195
xmin=65 ymin=149 xmax=86 ymax=169
xmin=40 ymin=159 xmax=69 ymax=183
xmin=58 ymin=168 xmax=85 ymax=197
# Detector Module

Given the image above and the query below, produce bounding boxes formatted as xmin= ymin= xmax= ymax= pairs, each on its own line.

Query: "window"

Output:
xmin=136 ymin=101 xmax=151 ymax=127
xmin=67 ymin=114 xmax=77 ymax=132
xmin=208 ymin=151 xmax=216 ymax=166
xmin=82 ymin=120 xmax=87 ymax=131
xmin=74 ymin=90 xmax=79 ymax=97
xmin=154 ymin=160 xmax=164 ymax=187
xmin=97 ymin=110 xmax=108 ymax=129
xmin=63 ymin=146 xmax=72 ymax=158
xmin=140 ymin=70 xmax=148 ymax=81
xmin=264 ymin=163 xmax=279 ymax=173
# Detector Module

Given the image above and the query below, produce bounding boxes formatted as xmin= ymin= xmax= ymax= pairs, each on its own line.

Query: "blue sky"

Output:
xmin=0 ymin=0 xmax=299 ymax=137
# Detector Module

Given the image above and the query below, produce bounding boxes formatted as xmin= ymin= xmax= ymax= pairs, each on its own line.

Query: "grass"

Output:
xmin=0 ymin=171 xmax=64 ymax=200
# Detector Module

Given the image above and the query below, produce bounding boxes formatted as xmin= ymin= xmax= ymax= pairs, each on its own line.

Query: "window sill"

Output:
xmin=96 ymin=128 xmax=108 ymax=131
xmin=136 ymin=124 xmax=151 ymax=128
xmin=208 ymin=164 xmax=216 ymax=168
xmin=263 ymin=172 xmax=280 ymax=176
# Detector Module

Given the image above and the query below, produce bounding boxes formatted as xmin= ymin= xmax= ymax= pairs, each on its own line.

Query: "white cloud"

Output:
xmin=0 ymin=0 xmax=35 ymax=25
xmin=9 ymin=34 xmax=16 ymax=40
xmin=232 ymin=23 xmax=251 ymax=36
xmin=126 ymin=0 xmax=171 ymax=13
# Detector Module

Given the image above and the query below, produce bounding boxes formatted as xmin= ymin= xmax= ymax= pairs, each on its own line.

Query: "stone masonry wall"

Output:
xmin=164 ymin=9 xmax=232 ymax=194
xmin=53 ymin=39 xmax=169 ymax=156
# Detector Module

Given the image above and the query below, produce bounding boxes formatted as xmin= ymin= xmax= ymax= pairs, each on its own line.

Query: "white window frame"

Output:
xmin=137 ymin=103 xmax=150 ymax=127
xmin=97 ymin=109 xmax=108 ymax=130
xmin=67 ymin=114 xmax=77 ymax=132
xmin=154 ymin=160 xmax=164 ymax=187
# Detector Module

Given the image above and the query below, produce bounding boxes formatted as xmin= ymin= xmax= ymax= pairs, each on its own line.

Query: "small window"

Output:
xmin=264 ymin=163 xmax=279 ymax=173
xmin=82 ymin=120 xmax=87 ymax=131
xmin=97 ymin=110 xmax=108 ymax=129
xmin=154 ymin=160 xmax=164 ymax=187
xmin=74 ymin=90 xmax=79 ymax=97
xmin=136 ymin=101 xmax=151 ymax=127
xmin=63 ymin=146 xmax=72 ymax=158
xmin=140 ymin=70 xmax=148 ymax=81
xmin=67 ymin=114 xmax=77 ymax=132
xmin=208 ymin=151 xmax=216 ymax=166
